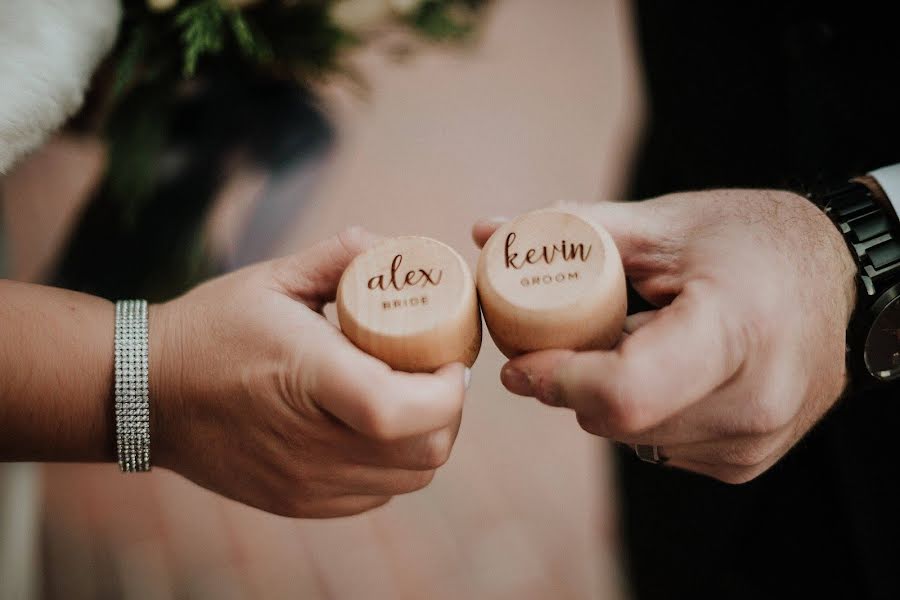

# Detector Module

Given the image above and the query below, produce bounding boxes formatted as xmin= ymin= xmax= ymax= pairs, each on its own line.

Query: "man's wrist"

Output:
xmin=796 ymin=188 xmax=859 ymax=323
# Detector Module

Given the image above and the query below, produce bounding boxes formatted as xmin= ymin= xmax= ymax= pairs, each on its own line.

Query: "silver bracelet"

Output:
xmin=114 ymin=299 xmax=151 ymax=472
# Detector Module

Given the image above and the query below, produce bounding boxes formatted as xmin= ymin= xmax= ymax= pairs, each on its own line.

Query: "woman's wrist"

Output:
xmin=148 ymin=300 xmax=184 ymax=471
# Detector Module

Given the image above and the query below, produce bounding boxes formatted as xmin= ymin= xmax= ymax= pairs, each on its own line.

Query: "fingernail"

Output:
xmin=501 ymin=365 xmax=534 ymax=396
xmin=464 ymin=367 xmax=472 ymax=390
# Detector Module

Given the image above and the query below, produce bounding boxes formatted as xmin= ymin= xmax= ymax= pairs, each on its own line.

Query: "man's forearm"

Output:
xmin=0 ymin=279 xmax=115 ymax=462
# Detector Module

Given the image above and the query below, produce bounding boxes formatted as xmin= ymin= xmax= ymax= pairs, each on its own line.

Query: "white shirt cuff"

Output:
xmin=870 ymin=163 xmax=900 ymax=218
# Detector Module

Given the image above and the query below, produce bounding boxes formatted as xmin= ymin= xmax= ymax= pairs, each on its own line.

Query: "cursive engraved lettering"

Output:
xmin=504 ymin=232 xmax=591 ymax=269
xmin=368 ymin=254 xmax=443 ymax=291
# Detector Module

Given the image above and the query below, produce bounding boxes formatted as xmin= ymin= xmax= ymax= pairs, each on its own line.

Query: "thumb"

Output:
xmin=272 ymin=226 xmax=381 ymax=307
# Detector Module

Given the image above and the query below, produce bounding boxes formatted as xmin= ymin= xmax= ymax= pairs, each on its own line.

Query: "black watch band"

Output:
xmin=817 ymin=180 xmax=900 ymax=385
xmin=820 ymin=181 xmax=900 ymax=300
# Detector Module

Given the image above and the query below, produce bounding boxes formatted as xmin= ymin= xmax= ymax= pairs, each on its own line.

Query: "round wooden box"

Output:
xmin=337 ymin=236 xmax=481 ymax=372
xmin=476 ymin=209 xmax=626 ymax=358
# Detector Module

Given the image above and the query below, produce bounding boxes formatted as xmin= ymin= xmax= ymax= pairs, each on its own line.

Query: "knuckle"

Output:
xmin=421 ymin=431 xmax=454 ymax=469
xmin=405 ymin=469 xmax=436 ymax=492
xmin=336 ymin=226 xmax=372 ymax=258
xmin=603 ymin=379 xmax=652 ymax=436
xmin=575 ymin=412 xmax=604 ymax=436
xmin=679 ymin=459 xmax=769 ymax=486
xmin=744 ymin=401 xmax=792 ymax=436
xmin=269 ymin=500 xmax=304 ymax=519
xmin=360 ymin=399 xmax=401 ymax=441
xmin=426 ymin=385 xmax=463 ymax=428
xmin=716 ymin=466 xmax=765 ymax=485
xmin=293 ymin=501 xmax=321 ymax=519
xmin=370 ymin=496 xmax=393 ymax=511
xmin=722 ymin=441 xmax=771 ymax=468
xmin=286 ymin=493 xmax=316 ymax=518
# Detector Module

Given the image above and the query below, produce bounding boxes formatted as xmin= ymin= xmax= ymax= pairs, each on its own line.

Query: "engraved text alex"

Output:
xmin=368 ymin=254 xmax=442 ymax=310
xmin=368 ymin=254 xmax=443 ymax=291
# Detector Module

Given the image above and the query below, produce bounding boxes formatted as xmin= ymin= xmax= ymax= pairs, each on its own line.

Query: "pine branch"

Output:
xmin=228 ymin=11 xmax=273 ymax=65
xmin=176 ymin=0 xmax=228 ymax=76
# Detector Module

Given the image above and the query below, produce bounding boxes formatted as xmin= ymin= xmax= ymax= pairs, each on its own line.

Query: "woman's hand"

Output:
xmin=151 ymin=227 xmax=469 ymax=517
xmin=474 ymin=191 xmax=856 ymax=484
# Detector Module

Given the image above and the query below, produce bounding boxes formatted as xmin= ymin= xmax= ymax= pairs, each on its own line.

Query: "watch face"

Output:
xmin=864 ymin=285 xmax=900 ymax=381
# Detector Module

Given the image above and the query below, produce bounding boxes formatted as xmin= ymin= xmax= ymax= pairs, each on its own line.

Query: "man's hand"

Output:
xmin=151 ymin=227 xmax=468 ymax=517
xmin=474 ymin=191 xmax=857 ymax=484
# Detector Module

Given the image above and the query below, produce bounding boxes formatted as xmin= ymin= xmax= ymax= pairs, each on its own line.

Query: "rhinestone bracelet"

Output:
xmin=114 ymin=299 xmax=151 ymax=472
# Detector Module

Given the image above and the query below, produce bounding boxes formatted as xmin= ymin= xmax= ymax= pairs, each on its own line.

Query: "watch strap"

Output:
xmin=820 ymin=181 xmax=900 ymax=301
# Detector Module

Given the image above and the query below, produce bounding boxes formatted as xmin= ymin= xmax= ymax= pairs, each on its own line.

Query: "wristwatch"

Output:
xmin=814 ymin=170 xmax=900 ymax=386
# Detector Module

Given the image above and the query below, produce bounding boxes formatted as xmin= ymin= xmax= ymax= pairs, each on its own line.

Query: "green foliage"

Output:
xmin=103 ymin=0 xmax=489 ymax=209
xmin=172 ymin=1 xmax=275 ymax=76
xmin=413 ymin=0 xmax=477 ymax=40
xmin=227 ymin=10 xmax=273 ymax=65
xmin=89 ymin=0 xmax=488 ymax=296
xmin=112 ymin=0 xmax=486 ymax=93
xmin=176 ymin=1 xmax=228 ymax=76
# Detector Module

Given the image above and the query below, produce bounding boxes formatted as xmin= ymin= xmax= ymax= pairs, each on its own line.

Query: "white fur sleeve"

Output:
xmin=0 ymin=0 xmax=121 ymax=173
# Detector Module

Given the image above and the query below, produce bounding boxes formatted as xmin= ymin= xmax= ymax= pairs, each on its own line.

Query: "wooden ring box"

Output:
xmin=337 ymin=236 xmax=482 ymax=373
xmin=476 ymin=209 xmax=627 ymax=358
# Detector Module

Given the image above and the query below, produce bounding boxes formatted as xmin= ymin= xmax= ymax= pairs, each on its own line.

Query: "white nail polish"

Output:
xmin=464 ymin=367 xmax=472 ymax=389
